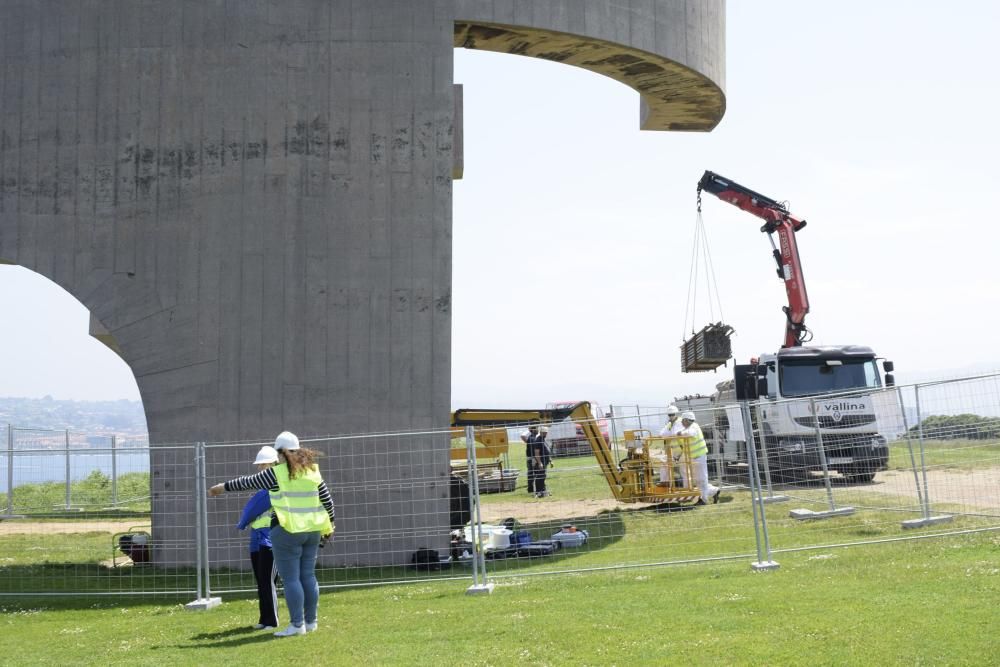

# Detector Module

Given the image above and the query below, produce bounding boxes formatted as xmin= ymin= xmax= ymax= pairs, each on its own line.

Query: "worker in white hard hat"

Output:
xmin=656 ymin=405 xmax=683 ymax=485
xmin=679 ymin=411 xmax=722 ymax=505
xmin=236 ymin=445 xmax=280 ymax=630
xmin=209 ymin=432 xmax=335 ymax=637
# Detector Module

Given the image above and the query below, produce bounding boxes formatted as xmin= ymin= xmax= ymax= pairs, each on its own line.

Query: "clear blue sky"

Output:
xmin=2 ymin=1 xmax=998 ymax=410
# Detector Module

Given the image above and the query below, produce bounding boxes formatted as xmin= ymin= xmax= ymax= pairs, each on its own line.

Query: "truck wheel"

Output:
xmin=843 ymin=455 xmax=881 ymax=484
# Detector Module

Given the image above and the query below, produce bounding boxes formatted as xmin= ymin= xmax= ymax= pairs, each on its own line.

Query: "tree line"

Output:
xmin=908 ymin=414 xmax=1000 ymax=440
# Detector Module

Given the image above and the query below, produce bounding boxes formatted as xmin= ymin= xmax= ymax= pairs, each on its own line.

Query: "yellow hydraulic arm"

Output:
xmin=451 ymin=402 xmax=699 ymax=504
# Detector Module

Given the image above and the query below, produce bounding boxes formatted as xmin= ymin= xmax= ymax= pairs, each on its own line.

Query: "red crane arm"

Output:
xmin=697 ymin=171 xmax=811 ymax=348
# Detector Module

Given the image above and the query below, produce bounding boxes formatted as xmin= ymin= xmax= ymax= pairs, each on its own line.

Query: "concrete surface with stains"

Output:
xmin=0 ymin=1 xmax=725 ymax=566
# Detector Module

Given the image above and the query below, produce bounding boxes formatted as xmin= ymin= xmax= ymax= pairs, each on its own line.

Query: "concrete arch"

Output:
xmin=455 ymin=1 xmax=726 ymax=131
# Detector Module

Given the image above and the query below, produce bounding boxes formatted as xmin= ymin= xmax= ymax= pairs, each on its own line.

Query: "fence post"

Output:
xmin=743 ymin=402 xmax=778 ymax=571
xmin=790 ymin=398 xmax=855 ymax=519
xmin=64 ymin=429 xmax=71 ymax=510
xmin=200 ymin=443 xmax=216 ymax=602
xmin=914 ymin=385 xmax=932 ymax=516
xmin=902 ymin=384 xmax=953 ymax=528
xmin=186 ymin=441 xmax=221 ymax=610
xmin=110 ymin=434 xmax=118 ymax=507
xmin=751 ymin=406 xmax=782 ymax=501
xmin=5 ymin=424 xmax=13 ymax=516
xmin=194 ymin=445 xmax=203 ymax=601
xmin=464 ymin=425 xmax=493 ymax=595
xmin=744 ymin=401 xmax=788 ymax=503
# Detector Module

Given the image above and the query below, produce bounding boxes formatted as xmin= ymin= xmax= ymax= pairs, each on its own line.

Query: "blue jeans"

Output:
xmin=269 ymin=526 xmax=321 ymax=627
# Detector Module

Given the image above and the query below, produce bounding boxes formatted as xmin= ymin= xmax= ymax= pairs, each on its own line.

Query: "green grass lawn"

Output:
xmin=6 ymin=471 xmax=151 ymax=514
xmin=887 ymin=438 xmax=1000 ymax=470
xmin=3 ymin=479 xmax=994 ymax=595
xmin=1 ymin=440 xmax=998 ymax=664
xmin=0 ymin=531 xmax=997 ymax=665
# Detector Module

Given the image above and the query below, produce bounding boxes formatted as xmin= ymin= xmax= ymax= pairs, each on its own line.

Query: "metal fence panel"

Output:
xmin=0 ymin=440 xmax=197 ymax=596
xmin=2 ymin=372 xmax=1000 ymax=599
xmin=203 ymin=429 xmax=461 ymax=593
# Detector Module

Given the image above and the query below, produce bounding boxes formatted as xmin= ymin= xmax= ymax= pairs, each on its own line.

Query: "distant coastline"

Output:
xmin=0 ymin=395 xmax=147 ymax=439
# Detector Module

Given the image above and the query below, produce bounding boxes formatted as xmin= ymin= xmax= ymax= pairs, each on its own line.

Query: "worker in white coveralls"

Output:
xmin=679 ymin=411 xmax=722 ymax=505
xmin=656 ymin=405 xmax=684 ymax=485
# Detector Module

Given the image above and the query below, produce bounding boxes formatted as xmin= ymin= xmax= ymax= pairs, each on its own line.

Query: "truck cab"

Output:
xmin=727 ymin=345 xmax=894 ymax=482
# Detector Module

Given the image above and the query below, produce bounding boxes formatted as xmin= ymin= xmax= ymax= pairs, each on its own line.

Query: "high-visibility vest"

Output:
xmin=270 ymin=463 xmax=333 ymax=534
xmin=250 ymin=511 xmax=271 ymax=530
xmin=686 ymin=425 xmax=708 ymax=459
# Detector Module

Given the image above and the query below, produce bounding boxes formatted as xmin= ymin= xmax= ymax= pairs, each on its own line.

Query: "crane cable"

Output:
xmin=681 ymin=191 xmax=727 ymax=342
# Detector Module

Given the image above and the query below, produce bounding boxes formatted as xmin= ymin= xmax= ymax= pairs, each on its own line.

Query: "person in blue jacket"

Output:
xmin=237 ymin=445 xmax=280 ymax=630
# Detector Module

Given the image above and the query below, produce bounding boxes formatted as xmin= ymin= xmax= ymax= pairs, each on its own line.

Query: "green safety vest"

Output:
xmin=270 ymin=463 xmax=333 ymax=535
xmin=250 ymin=511 xmax=271 ymax=530
xmin=686 ymin=426 xmax=708 ymax=459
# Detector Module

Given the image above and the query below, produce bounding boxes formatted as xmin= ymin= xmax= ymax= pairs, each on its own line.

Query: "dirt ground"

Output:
xmin=477 ymin=498 xmax=634 ymax=525
xmin=860 ymin=466 xmax=1000 ymax=509
xmin=473 ymin=466 xmax=1000 ymax=524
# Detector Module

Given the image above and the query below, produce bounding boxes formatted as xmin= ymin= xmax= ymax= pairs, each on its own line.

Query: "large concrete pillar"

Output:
xmin=0 ymin=1 xmax=725 ymax=566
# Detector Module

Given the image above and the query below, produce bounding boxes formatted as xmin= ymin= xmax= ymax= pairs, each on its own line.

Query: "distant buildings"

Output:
xmin=0 ymin=396 xmax=148 ymax=442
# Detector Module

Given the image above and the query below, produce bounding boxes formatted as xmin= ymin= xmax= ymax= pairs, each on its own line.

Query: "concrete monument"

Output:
xmin=0 ymin=1 xmax=725 ymax=565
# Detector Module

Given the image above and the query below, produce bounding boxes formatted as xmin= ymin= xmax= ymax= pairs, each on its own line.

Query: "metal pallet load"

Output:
xmin=681 ymin=322 xmax=734 ymax=372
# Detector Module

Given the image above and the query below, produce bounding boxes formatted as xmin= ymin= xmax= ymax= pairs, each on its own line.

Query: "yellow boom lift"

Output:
xmin=451 ymin=401 xmax=699 ymax=504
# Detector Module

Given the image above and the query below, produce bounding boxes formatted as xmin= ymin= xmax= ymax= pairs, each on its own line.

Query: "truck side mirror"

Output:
xmin=885 ymin=373 xmax=895 ymax=387
xmin=883 ymin=360 xmax=894 ymax=373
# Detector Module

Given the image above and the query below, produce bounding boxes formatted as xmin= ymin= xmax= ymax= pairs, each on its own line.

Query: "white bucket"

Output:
xmin=487 ymin=528 xmax=512 ymax=550
xmin=463 ymin=524 xmax=503 ymax=545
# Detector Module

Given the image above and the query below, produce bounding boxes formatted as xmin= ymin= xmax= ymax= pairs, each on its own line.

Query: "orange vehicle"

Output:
xmin=544 ymin=401 xmax=610 ymax=457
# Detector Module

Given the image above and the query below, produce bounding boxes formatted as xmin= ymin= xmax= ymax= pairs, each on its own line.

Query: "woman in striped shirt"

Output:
xmin=210 ymin=432 xmax=335 ymax=637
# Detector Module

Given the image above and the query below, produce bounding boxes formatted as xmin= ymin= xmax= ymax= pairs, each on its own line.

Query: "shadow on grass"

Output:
xmin=0 ymin=562 xmax=198 ymax=610
xmin=153 ymin=629 xmax=277 ymax=650
xmin=190 ymin=626 xmax=260 ymax=640
xmin=474 ymin=508 xmax=628 ymax=574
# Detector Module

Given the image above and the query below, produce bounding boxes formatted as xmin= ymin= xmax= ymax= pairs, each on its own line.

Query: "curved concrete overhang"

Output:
xmin=454 ymin=9 xmax=726 ymax=132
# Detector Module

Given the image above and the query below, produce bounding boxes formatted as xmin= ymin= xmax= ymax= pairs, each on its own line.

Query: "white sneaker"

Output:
xmin=253 ymin=624 xmax=276 ymax=630
xmin=305 ymin=622 xmax=318 ymax=632
xmin=273 ymin=624 xmax=306 ymax=637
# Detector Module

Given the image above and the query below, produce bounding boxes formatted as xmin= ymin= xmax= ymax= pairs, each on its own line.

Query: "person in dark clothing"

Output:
xmin=521 ymin=425 xmax=536 ymax=494
xmin=237 ymin=446 xmax=280 ymax=630
xmin=526 ymin=424 xmax=551 ymax=498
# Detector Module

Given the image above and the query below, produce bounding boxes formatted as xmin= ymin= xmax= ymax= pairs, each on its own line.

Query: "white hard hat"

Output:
xmin=681 ymin=411 xmax=696 ymax=421
xmin=539 ymin=426 xmax=549 ymax=434
xmin=254 ymin=445 xmax=279 ymax=465
xmin=274 ymin=431 xmax=300 ymax=451
xmin=666 ymin=405 xmax=679 ymax=415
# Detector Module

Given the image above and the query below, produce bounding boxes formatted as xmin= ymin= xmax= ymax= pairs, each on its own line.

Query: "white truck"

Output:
xmin=708 ymin=346 xmax=895 ymax=482
xmin=693 ymin=172 xmax=896 ymax=483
